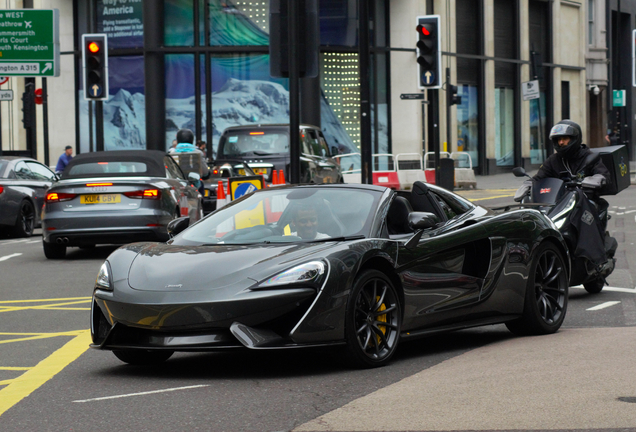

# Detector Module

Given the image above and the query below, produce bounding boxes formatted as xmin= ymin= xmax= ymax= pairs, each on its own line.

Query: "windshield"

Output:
xmin=174 ymin=187 xmax=381 ymax=245
xmin=67 ymin=161 xmax=148 ymax=176
xmin=220 ymin=129 xmax=289 ymax=157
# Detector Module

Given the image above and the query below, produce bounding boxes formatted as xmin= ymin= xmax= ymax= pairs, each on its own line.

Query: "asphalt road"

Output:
xmin=1 ymin=185 xmax=635 ymax=432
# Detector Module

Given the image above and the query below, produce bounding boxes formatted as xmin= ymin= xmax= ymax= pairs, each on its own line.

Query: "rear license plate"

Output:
xmin=239 ymin=168 xmax=267 ymax=175
xmin=80 ymin=194 xmax=121 ymax=204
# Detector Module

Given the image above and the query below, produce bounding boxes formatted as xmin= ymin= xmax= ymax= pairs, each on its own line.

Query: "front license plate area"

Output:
xmin=80 ymin=194 xmax=121 ymax=204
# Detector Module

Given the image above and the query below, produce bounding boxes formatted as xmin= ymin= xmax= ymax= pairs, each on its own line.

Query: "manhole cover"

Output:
xmin=617 ymin=397 xmax=636 ymax=403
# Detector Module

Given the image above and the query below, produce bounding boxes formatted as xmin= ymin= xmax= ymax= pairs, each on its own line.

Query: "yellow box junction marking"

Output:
xmin=0 ymin=330 xmax=91 ymax=417
xmin=0 ymin=297 xmax=91 ymax=313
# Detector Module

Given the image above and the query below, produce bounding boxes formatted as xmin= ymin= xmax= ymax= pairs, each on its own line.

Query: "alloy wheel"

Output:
xmin=534 ymin=249 xmax=567 ymax=325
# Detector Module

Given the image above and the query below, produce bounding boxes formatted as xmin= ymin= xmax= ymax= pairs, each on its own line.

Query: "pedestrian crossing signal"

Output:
xmin=416 ymin=15 xmax=441 ymax=89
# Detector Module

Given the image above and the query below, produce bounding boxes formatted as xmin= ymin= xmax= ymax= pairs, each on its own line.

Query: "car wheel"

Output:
xmin=43 ymin=240 xmax=66 ymax=259
xmin=584 ymin=277 xmax=604 ymax=294
xmin=12 ymin=200 xmax=35 ymax=237
xmin=506 ymin=243 xmax=568 ymax=336
xmin=344 ymin=269 xmax=401 ymax=368
xmin=113 ymin=349 xmax=174 ymax=365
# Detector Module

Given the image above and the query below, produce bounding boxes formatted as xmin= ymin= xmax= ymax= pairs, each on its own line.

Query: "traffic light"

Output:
xmin=416 ymin=15 xmax=441 ymax=89
xmin=448 ymin=84 xmax=461 ymax=106
xmin=82 ymin=34 xmax=109 ymax=101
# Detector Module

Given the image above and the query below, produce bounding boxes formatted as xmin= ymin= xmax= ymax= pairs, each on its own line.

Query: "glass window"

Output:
xmin=209 ymin=0 xmax=269 ymax=46
xmin=13 ymin=161 xmax=34 ymax=180
xmin=25 ymin=162 xmax=56 ymax=181
xmin=166 ymin=54 xmax=196 ymax=150
xmin=96 ymin=0 xmax=144 ymax=49
xmin=0 ymin=161 xmax=9 ymax=178
xmin=219 ymin=128 xmax=290 ymax=157
xmin=320 ymin=52 xmax=361 ymax=151
xmin=456 ymin=84 xmax=479 ymax=168
xmin=211 ymin=54 xmax=289 ymax=149
xmin=530 ymin=92 xmax=547 ymax=164
xmin=495 ymin=87 xmax=515 ymax=167
xmin=319 ymin=0 xmax=358 ymax=46
xmin=165 ymin=0 xmax=194 ymax=46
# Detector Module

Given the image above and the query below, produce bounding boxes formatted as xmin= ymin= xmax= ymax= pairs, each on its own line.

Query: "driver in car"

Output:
xmin=290 ymin=203 xmax=330 ymax=240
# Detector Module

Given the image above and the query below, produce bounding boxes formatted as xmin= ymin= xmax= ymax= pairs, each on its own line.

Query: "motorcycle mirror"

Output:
xmin=512 ymin=167 xmax=529 ymax=178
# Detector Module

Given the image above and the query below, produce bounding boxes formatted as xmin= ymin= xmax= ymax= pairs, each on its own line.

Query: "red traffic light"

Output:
xmin=416 ymin=24 xmax=431 ymax=36
xmin=88 ymin=42 xmax=100 ymax=53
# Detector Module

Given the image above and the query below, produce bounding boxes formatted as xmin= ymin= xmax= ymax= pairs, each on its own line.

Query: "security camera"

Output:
xmin=590 ymin=85 xmax=600 ymax=96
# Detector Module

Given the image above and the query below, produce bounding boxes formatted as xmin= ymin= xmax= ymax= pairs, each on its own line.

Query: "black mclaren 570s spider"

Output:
xmin=91 ymin=181 xmax=570 ymax=368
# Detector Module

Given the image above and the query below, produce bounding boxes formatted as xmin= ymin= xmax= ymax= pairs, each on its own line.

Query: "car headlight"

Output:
xmin=257 ymin=261 xmax=326 ymax=289
xmin=95 ymin=262 xmax=113 ymax=291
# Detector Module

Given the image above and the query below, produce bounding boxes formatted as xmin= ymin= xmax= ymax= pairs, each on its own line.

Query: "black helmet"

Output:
xmin=549 ymin=120 xmax=582 ymax=158
xmin=176 ymin=128 xmax=194 ymax=144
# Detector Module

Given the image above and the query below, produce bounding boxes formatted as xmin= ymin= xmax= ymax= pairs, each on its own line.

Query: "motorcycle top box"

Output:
xmin=590 ymin=145 xmax=630 ymax=195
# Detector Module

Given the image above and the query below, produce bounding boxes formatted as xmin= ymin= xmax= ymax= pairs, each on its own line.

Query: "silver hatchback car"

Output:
xmin=41 ymin=150 xmax=202 ymax=259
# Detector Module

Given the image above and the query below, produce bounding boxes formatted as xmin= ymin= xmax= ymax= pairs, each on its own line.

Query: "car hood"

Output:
xmin=127 ymin=241 xmax=336 ymax=292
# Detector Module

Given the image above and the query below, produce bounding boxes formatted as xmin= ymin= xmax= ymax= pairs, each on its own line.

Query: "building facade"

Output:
xmin=1 ymin=0 xmax=627 ymax=176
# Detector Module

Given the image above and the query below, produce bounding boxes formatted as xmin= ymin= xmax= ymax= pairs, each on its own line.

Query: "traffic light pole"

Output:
xmin=445 ymin=67 xmax=451 ymax=161
xmin=95 ymin=101 xmax=104 ymax=152
xmin=431 ymin=89 xmax=440 ymax=186
xmin=288 ymin=0 xmax=300 ymax=184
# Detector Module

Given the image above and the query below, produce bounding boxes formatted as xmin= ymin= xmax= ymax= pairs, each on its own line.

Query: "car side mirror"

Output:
xmin=512 ymin=167 xmax=528 ymax=178
xmin=188 ymin=172 xmax=201 ymax=182
xmin=408 ymin=212 xmax=440 ymax=230
xmin=167 ymin=216 xmax=190 ymax=237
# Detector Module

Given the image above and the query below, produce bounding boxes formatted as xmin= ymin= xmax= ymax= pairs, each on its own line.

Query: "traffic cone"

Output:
xmin=272 ymin=170 xmax=279 ymax=185
xmin=216 ymin=180 xmax=226 ymax=209
xmin=279 ymin=170 xmax=285 ymax=184
xmin=226 ymin=180 xmax=232 ymax=203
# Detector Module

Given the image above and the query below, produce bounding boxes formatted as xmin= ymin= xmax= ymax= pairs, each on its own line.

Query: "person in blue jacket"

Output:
xmin=170 ymin=129 xmax=207 ymax=195
xmin=55 ymin=146 xmax=73 ymax=173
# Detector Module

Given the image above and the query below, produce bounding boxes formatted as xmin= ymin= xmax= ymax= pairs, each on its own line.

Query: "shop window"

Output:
xmin=530 ymin=93 xmax=547 ymax=164
xmin=96 ymin=0 xmax=144 ymax=49
xmin=319 ymin=0 xmax=358 ymax=46
xmin=208 ymin=0 xmax=269 ymax=46
xmin=495 ymin=87 xmax=514 ymax=166
xmin=457 ymin=84 xmax=479 ymax=168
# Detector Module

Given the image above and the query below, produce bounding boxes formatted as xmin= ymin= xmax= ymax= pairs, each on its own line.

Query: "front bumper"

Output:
xmin=91 ymin=286 xmax=324 ymax=351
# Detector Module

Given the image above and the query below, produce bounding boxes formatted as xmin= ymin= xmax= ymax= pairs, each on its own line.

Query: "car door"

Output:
xmin=25 ymin=161 xmax=57 ymax=222
xmin=394 ymin=191 xmax=493 ymax=330
xmin=165 ymin=156 xmax=200 ymax=220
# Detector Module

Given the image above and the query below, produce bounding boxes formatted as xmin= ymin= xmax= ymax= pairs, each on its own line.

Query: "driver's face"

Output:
xmin=294 ymin=208 xmax=319 ymax=239
xmin=557 ymin=136 xmax=570 ymax=147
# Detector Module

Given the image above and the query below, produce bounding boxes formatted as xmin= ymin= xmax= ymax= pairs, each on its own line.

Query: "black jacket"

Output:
xmin=533 ymin=144 xmax=610 ymax=182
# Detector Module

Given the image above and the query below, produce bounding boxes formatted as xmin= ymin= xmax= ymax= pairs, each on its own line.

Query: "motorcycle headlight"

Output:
xmin=95 ymin=262 xmax=113 ymax=291
xmin=257 ymin=261 xmax=326 ymax=289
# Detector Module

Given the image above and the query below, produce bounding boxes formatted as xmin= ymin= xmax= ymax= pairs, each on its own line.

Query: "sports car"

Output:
xmin=91 ymin=181 xmax=570 ymax=368
xmin=42 ymin=150 xmax=202 ymax=259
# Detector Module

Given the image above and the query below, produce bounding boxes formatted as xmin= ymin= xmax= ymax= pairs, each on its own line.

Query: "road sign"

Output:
xmin=0 ymin=9 xmax=60 ymax=77
xmin=400 ymin=93 xmax=425 ymax=100
xmin=0 ymin=89 xmax=13 ymax=100
xmin=0 ymin=76 xmax=8 ymax=85
xmin=522 ymin=80 xmax=540 ymax=101
xmin=613 ymin=90 xmax=626 ymax=107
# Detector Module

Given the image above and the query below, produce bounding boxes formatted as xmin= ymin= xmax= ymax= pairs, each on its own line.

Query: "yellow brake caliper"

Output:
xmin=374 ymin=296 xmax=387 ymax=346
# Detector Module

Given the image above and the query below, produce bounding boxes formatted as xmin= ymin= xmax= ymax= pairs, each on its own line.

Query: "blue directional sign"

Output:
xmin=89 ymin=84 xmax=103 ymax=98
xmin=422 ymin=71 xmax=435 ymax=86
xmin=234 ymin=182 xmax=257 ymax=199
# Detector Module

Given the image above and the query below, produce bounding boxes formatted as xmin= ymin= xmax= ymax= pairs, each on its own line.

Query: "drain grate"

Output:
xmin=617 ymin=397 xmax=636 ymax=403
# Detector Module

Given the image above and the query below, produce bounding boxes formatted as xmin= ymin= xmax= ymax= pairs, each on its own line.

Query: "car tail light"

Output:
xmin=0 ymin=186 xmax=3 ymax=194
xmin=123 ymin=189 xmax=161 ymax=200
xmin=46 ymin=192 xmax=76 ymax=203
xmin=86 ymin=183 xmax=113 ymax=187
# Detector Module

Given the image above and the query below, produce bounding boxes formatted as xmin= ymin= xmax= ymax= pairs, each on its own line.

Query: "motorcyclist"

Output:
xmin=170 ymin=128 xmax=209 ymax=196
xmin=515 ymin=119 xmax=612 ymax=269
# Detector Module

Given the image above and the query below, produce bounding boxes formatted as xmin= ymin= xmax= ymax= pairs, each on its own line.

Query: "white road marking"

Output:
xmin=571 ymin=286 xmax=636 ymax=294
xmin=587 ymin=301 xmax=621 ymax=311
xmin=0 ymin=253 xmax=22 ymax=262
xmin=26 ymin=240 xmax=41 ymax=244
xmin=72 ymin=385 xmax=209 ymax=403
xmin=0 ymin=239 xmax=29 ymax=245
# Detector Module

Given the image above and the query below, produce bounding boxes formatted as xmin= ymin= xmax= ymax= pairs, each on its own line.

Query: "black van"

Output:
xmin=216 ymin=124 xmax=343 ymax=184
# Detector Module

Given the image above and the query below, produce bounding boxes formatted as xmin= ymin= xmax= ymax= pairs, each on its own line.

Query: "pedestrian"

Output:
xmin=197 ymin=140 xmax=207 ymax=158
xmin=55 ymin=145 xmax=73 ymax=173
xmin=605 ymin=128 xmax=619 ymax=146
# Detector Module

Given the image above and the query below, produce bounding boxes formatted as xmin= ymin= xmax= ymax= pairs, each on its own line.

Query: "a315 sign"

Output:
xmin=0 ymin=9 xmax=60 ymax=77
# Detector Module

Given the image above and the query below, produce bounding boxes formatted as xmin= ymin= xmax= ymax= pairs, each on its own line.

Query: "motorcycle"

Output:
xmin=512 ymin=164 xmax=618 ymax=294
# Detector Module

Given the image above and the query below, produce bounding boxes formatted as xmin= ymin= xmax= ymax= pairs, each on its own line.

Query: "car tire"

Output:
xmin=506 ymin=243 xmax=568 ymax=336
xmin=113 ymin=349 xmax=174 ymax=365
xmin=12 ymin=200 xmax=35 ymax=238
xmin=43 ymin=240 xmax=66 ymax=259
xmin=344 ymin=269 xmax=401 ymax=368
xmin=584 ymin=277 xmax=604 ymax=294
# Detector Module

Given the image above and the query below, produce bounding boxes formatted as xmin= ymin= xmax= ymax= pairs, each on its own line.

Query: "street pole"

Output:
xmin=42 ymin=77 xmax=50 ymax=166
xmin=359 ymin=0 xmax=372 ymax=184
xmin=288 ymin=0 xmax=300 ymax=184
